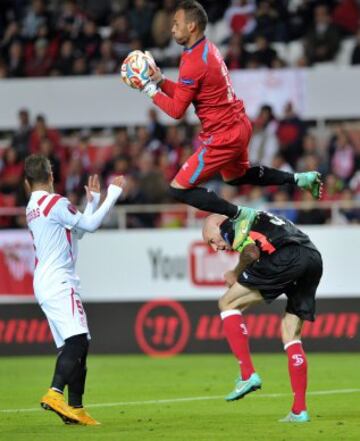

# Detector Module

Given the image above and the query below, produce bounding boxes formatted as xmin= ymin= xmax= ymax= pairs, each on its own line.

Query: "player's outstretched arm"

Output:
xmin=75 ymin=176 xmax=125 ymax=233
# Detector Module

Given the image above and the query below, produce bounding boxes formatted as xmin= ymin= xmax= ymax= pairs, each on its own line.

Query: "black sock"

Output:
xmin=227 ymin=166 xmax=295 ymax=187
xmin=68 ymin=355 xmax=87 ymax=408
xmin=68 ymin=352 xmax=87 ymax=407
xmin=169 ymin=186 xmax=238 ymax=218
xmin=51 ymin=334 xmax=89 ymax=395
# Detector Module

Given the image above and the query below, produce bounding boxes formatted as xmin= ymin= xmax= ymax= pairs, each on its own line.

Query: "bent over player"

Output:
xmin=202 ymin=210 xmax=323 ymax=423
xmin=25 ymin=154 xmax=124 ymax=425
xmin=124 ymin=0 xmax=321 ymax=235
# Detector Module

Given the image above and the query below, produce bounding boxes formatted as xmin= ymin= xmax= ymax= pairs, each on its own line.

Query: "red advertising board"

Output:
xmin=0 ymin=231 xmax=34 ymax=296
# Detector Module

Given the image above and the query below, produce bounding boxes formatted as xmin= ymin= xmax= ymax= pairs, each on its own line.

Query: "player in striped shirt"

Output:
xmin=25 ymin=154 xmax=124 ymax=425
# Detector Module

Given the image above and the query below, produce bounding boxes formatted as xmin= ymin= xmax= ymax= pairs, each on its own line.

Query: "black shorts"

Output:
xmin=238 ymin=244 xmax=323 ymax=321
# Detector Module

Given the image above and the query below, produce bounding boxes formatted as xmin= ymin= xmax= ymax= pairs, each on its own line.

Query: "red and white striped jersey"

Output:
xmin=26 ymin=191 xmax=83 ymax=303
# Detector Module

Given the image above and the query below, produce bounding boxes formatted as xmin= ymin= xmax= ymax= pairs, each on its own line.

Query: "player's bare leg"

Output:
xmin=279 ymin=313 xmax=310 ymax=423
xmin=218 ymin=282 xmax=263 ymax=401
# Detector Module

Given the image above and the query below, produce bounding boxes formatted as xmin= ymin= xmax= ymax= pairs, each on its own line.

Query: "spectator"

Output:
xmin=29 ymin=114 xmax=61 ymax=155
xmin=12 ymin=109 xmax=31 ymax=159
xmin=338 ymin=188 xmax=360 ymax=223
xmin=72 ymin=55 xmax=89 ymax=75
xmin=297 ymin=191 xmax=328 ymax=224
xmin=254 ymin=0 xmax=283 ymax=42
xmin=250 ymin=34 xmax=277 ymax=67
xmin=224 ymin=0 xmax=256 ymax=38
xmin=1 ymin=21 xmax=22 ymax=54
xmin=249 ymin=104 xmax=279 ymax=166
xmin=224 ymin=33 xmax=249 ymax=69
xmin=147 ymin=109 xmax=166 ymax=142
xmin=22 ymin=0 xmax=50 ymax=40
xmin=277 ymin=102 xmax=306 ymax=167
xmin=322 ymin=173 xmax=344 ymax=201
xmin=332 ymin=0 xmax=360 ymax=36
xmin=271 ymin=190 xmax=297 ymax=223
xmin=78 ymin=18 xmax=101 ymax=61
xmin=137 ymin=151 xmax=169 ymax=203
xmin=118 ymin=173 xmax=155 ymax=228
xmin=7 ymin=40 xmax=25 ymax=77
xmin=304 ymin=5 xmax=341 ymax=64
xmin=330 ymin=128 xmax=355 ymax=181
xmin=151 ymin=0 xmax=176 ymax=49
xmin=25 ymin=38 xmax=52 ymax=77
xmin=246 ymin=187 xmax=267 ymax=208
xmin=79 ymin=0 xmax=112 ymax=26
xmin=0 ymin=60 xmax=8 ymax=78
xmin=54 ymin=40 xmax=75 ymax=75
xmin=296 ymin=134 xmax=327 ymax=175
xmin=64 ymin=157 xmax=87 ymax=198
xmin=38 ymin=137 xmax=62 ymax=189
xmin=110 ymin=14 xmax=132 ymax=59
xmin=93 ymin=39 xmax=117 ymax=74
xmin=57 ymin=0 xmax=84 ymax=41
xmin=0 ymin=147 xmax=24 ymax=194
xmin=128 ymin=0 xmax=153 ymax=47
xmin=351 ymin=28 xmax=360 ymax=65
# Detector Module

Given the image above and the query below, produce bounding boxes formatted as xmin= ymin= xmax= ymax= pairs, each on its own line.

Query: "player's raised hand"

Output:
xmin=112 ymin=175 xmax=126 ymax=189
xmin=85 ymin=175 xmax=101 ymax=202
xmin=145 ymin=51 xmax=163 ymax=85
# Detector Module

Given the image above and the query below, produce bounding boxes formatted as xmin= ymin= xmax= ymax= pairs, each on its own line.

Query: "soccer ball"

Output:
xmin=121 ymin=50 xmax=154 ymax=89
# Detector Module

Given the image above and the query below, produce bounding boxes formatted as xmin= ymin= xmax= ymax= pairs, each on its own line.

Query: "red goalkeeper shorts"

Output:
xmin=175 ymin=114 xmax=252 ymax=188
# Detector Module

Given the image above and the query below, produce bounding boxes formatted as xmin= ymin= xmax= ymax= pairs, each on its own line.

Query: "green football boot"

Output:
xmin=295 ymin=171 xmax=322 ymax=199
xmin=279 ymin=410 xmax=310 ymax=423
xmin=232 ymin=207 xmax=257 ymax=252
xmin=225 ymin=372 xmax=262 ymax=401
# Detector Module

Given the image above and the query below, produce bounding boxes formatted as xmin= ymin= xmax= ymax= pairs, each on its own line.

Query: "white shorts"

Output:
xmin=40 ymin=288 xmax=90 ymax=348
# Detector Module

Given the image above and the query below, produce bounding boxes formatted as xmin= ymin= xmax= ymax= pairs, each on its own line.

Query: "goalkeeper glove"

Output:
xmin=141 ymin=80 xmax=159 ymax=99
xmin=144 ymin=50 xmax=164 ymax=85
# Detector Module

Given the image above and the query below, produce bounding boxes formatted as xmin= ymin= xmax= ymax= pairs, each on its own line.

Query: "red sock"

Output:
xmin=221 ymin=310 xmax=255 ymax=380
xmin=285 ymin=340 xmax=307 ymax=414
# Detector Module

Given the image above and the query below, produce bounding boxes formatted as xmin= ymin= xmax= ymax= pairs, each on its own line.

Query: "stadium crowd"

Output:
xmin=0 ymin=0 xmax=360 ymax=78
xmin=0 ymin=104 xmax=360 ymax=228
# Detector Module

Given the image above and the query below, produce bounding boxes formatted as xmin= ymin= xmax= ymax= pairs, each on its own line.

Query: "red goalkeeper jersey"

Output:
xmin=153 ymin=37 xmax=245 ymax=137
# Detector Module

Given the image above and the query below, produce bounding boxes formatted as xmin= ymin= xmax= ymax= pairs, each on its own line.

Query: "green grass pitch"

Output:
xmin=0 ymin=354 xmax=359 ymax=441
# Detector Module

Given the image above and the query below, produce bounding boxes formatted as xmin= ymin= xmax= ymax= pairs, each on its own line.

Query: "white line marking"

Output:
xmin=1 ymin=388 xmax=359 ymax=414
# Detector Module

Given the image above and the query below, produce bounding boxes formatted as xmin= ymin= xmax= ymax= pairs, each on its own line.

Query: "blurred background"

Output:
xmin=0 ymin=0 xmax=359 ymax=356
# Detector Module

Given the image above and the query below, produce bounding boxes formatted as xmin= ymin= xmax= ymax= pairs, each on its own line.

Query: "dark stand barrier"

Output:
xmin=0 ymin=298 xmax=358 ymax=355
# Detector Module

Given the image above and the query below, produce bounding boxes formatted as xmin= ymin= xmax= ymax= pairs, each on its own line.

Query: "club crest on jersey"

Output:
xmin=180 ymin=77 xmax=194 ymax=85
xmin=67 ymin=204 xmax=78 ymax=215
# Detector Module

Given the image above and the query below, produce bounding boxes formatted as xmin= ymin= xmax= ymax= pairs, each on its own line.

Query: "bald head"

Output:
xmin=202 ymin=214 xmax=231 ymax=252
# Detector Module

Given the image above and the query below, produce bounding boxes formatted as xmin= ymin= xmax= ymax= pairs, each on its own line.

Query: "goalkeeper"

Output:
xmin=202 ymin=209 xmax=323 ymax=423
xmin=123 ymin=0 xmax=322 ymax=245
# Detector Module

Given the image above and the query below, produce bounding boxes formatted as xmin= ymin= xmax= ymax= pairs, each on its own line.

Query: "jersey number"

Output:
xmin=221 ymin=61 xmax=235 ymax=103
xmin=265 ymin=212 xmax=286 ymax=226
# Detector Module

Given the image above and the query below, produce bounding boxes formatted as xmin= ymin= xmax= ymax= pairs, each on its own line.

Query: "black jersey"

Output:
xmin=220 ymin=211 xmax=318 ymax=255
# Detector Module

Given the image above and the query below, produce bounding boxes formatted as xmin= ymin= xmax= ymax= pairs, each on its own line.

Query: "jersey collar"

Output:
xmin=184 ymin=36 xmax=206 ymax=52
xmin=31 ymin=190 xmax=49 ymax=199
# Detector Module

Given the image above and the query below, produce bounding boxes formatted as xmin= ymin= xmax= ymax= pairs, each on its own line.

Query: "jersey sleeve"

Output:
xmin=153 ymin=61 xmax=206 ymax=119
xmin=160 ymin=78 xmax=177 ymax=97
xmin=49 ymin=197 xmax=82 ymax=230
